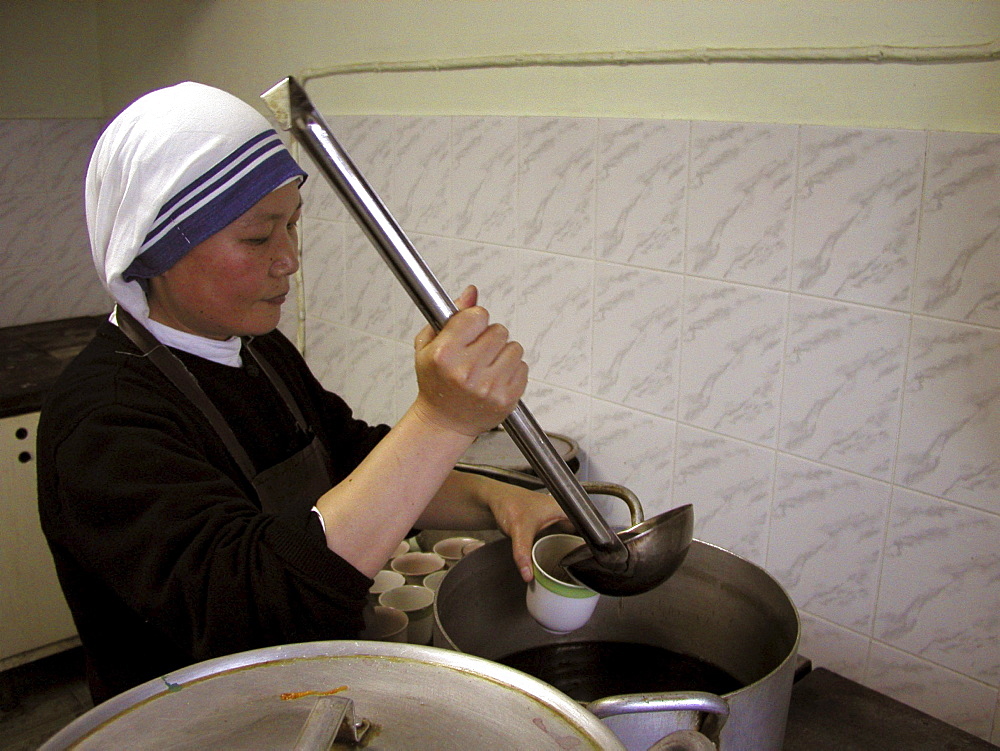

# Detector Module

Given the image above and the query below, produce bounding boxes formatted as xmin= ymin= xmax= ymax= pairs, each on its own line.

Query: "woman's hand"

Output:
xmin=411 ymin=286 xmax=528 ymax=438
xmin=485 ymin=483 xmax=573 ymax=582
xmin=317 ymin=286 xmax=529 ymax=576
xmin=416 ymin=471 xmax=573 ymax=583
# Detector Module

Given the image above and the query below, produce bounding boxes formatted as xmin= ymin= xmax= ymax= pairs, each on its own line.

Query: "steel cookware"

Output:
xmin=40 ymin=641 xmax=627 ymax=749
xmin=434 ymin=538 xmax=800 ymax=750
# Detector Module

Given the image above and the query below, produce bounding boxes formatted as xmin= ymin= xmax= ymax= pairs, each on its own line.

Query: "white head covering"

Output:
xmin=86 ymin=81 xmax=306 ymax=335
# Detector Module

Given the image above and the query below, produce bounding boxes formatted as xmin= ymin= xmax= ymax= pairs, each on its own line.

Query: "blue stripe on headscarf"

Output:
xmin=123 ymin=129 xmax=306 ymax=282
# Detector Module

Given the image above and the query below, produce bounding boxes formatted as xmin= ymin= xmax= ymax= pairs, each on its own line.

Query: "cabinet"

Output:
xmin=0 ymin=412 xmax=78 ymax=669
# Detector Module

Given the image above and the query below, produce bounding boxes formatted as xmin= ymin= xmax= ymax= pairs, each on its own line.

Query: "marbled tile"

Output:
xmin=305 ymin=320 xmax=398 ymax=427
xmin=38 ymin=119 xmax=103 ymax=193
xmin=0 ymin=259 xmax=109 ymax=327
xmin=522 ymin=381 xmax=591 ymax=448
xmin=417 ymin=235 xmax=521 ymax=331
xmin=780 ymin=296 xmax=908 ymax=480
xmin=596 ymin=119 xmax=687 ymax=271
xmin=0 ymin=120 xmax=44 ymax=193
xmin=451 ymin=116 xmax=518 ymax=246
xmin=300 ymin=160 xmax=345 ymax=223
xmin=342 ymin=223 xmax=412 ymax=342
xmin=866 ymin=642 xmax=997 ymax=741
xmin=673 ymin=424 xmax=773 ymax=565
xmin=0 ymin=192 xmax=88 ymax=269
xmin=794 ymin=127 xmax=924 ymax=309
xmin=592 ymin=264 xmax=681 ymax=417
xmin=510 ymin=380 xmax=594 ymax=484
xmin=0 ymin=118 xmax=99 ymax=195
xmin=325 ymin=114 xmax=397 ymax=212
xmin=393 ymin=116 xmax=453 ymax=237
xmin=915 ymin=132 xmax=1000 ymax=328
xmin=875 ymin=488 xmax=999 ymax=685
xmin=588 ymin=399 xmax=675 ymax=524
xmin=302 ymin=217 xmax=345 ymax=324
xmin=302 ymin=316 xmax=350 ymax=393
xmin=518 ymin=117 xmax=596 ymax=258
xmin=797 ymin=611 xmax=871 ymax=682
xmin=687 ymin=122 xmax=795 ymax=287
xmin=516 ymin=251 xmax=593 ymax=392
xmin=897 ymin=318 xmax=1000 ymax=513
xmin=770 ymin=455 xmax=891 ymax=631
xmin=679 ymin=278 xmax=785 ymax=444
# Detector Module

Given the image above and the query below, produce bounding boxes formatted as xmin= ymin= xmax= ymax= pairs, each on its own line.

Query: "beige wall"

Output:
xmin=1 ymin=0 xmax=102 ymax=118
xmin=3 ymin=0 xmax=998 ymax=132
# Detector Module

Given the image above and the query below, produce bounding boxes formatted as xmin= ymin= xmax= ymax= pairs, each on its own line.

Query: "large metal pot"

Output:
xmin=434 ymin=539 xmax=799 ymax=750
xmin=40 ymin=640 xmax=627 ymax=750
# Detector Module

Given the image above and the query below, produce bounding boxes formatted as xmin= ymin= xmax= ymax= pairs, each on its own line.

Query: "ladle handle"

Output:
xmin=265 ymin=77 xmax=629 ymax=570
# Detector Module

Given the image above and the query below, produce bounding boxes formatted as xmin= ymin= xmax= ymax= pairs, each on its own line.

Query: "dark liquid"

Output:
xmin=498 ymin=641 xmax=743 ymax=702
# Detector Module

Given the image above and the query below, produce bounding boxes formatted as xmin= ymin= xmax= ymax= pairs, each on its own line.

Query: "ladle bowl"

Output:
xmin=455 ymin=466 xmax=695 ymax=596
xmin=561 ymin=504 xmax=694 ymax=596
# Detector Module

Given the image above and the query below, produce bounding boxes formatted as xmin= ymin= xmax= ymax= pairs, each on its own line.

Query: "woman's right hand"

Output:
xmin=411 ymin=285 xmax=528 ymax=438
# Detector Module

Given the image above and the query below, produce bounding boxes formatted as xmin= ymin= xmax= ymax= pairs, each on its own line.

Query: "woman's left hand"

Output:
xmin=485 ymin=484 xmax=573 ymax=582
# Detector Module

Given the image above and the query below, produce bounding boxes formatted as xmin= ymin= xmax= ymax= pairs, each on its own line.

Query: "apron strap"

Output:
xmin=115 ymin=305 xmax=258 ymax=483
xmin=242 ymin=339 xmax=310 ymax=432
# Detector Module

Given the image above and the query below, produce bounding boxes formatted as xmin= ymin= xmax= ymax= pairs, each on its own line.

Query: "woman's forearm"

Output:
xmin=313 ymin=406 xmax=475 ymax=577
xmin=413 ymin=471 xmax=497 ymax=530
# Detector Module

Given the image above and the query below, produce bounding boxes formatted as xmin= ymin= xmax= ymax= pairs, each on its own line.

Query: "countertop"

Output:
xmin=0 ymin=315 xmax=105 ymax=418
xmin=785 ymin=667 xmax=996 ymax=750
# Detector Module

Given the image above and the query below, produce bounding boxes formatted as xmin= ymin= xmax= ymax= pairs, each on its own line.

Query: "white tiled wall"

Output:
xmin=4 ymin=112 xmax=997 ymax=742
xmin=0 ymin=119 xmax=110 ymax=327
xmin=300 ymin=115 xmax=1000 ymax=743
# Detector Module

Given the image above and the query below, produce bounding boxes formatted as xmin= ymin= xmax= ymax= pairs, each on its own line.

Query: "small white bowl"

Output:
xmin=369 ymin=569 xmax=406 ymax=604
xmin=379 ymin=585 xmax=435 ymax=645
xmin=359 ymin=605 xmax=408 ymax=642
xmin=391 ymin=551 xmax=445 ymax=585
xmin=423 ymin=569 xmax=448 ymax=593
xmin=433 ymin=536 xmax=480 ymax=567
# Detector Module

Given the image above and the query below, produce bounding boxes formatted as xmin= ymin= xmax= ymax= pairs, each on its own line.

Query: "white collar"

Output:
xmin=111 ymin=308 xmax=243 ymax=367
xmin=145 ymin=319 xmax=243 ymax=367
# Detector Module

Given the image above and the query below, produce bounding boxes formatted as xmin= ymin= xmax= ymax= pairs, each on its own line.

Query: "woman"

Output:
xmin=37 ymin=82 xmax=567 ymax=703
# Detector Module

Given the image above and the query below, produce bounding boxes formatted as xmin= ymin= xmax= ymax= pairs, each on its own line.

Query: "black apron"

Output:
xmin=116 ymin=306 xmax=333 ymax=526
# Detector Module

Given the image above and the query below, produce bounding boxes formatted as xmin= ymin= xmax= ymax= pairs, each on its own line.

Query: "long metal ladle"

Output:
xmin=262 ymin=77 xmax=692 ymax=596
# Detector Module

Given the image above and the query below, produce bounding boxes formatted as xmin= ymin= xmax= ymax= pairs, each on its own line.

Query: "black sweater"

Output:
xmin=37 ymin=319 xmax=389 ymax=703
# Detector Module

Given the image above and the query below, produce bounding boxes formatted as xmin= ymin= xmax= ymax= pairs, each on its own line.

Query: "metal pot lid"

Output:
xmin=41 ymin=640 xmax=624 ymax=750
xmin=460 ymin=427 xmax=578 ymax=473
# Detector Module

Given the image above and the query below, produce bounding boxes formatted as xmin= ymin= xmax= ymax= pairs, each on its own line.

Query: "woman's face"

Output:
xmin=147 ymin=182 xmax=302 ymax=340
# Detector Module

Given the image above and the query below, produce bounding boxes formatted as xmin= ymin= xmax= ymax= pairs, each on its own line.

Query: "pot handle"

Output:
xmin=455 ymin=463 xmax=644 ymax=526
xmin=586 ymin=691 xmax=729 ymax=746
xmin=648 ymin=729 xmax=718 ymax=751
xmin=293 ymin=696 xmax=370 ymax=749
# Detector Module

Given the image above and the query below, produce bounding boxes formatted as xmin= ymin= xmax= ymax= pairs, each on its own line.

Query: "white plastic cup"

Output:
xmin=423 ymin=569 xmax=447 ymax=594
xmin=379 ymin=585 xmax=436 ymax=645
xmin=369 ymin=569 xmax=406 ymax=605
xmin=525 ymin=534 xmax=600 ymax=633
xmin=391 ymin=551 xmax=445 ymax=585
xmin=461 ymin=539 xmax=486 ymax=557
xmin=389 ymin=540 xmax=411 ymax=561
xmin=359 ymin=605 xmax=408 ymax=643
xmin=432 ymin=536 xmax=479 ymax=568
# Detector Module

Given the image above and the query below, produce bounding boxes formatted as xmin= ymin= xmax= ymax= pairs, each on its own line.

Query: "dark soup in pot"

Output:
xmin=498 ymin=641 xmax=743 ymax=703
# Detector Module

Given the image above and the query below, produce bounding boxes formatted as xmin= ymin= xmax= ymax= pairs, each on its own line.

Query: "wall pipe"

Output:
xmin=300 ymin=39 xmax=1000 ymax=82
xmin=289 ymin=36 xmax=998 ymax=349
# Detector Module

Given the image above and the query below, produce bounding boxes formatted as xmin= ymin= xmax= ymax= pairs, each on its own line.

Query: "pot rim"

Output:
xmin=435 ymin=537 xmax=801 ymax=700
xmin=40 ymin=640 xmax=628 ymax=751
